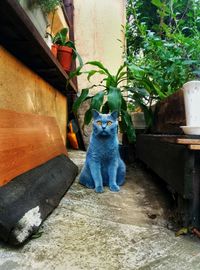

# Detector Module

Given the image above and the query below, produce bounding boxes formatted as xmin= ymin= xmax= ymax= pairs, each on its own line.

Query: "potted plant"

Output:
xmin=72 ymin=61 xmax=136 ymax=143
xmin=49 ymin=28 xmax=82 ymax=73
xmin=50 ymin=28 xmax=73 ymax=71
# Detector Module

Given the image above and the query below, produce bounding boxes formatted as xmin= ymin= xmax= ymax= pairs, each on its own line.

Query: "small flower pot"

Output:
xmin=51 ymin=44 xmax=58 ymax=57
xmin=182 ymin=81 xmax=200 ymax=126
xmin=57 ymin=46 xmax=73 ymax=72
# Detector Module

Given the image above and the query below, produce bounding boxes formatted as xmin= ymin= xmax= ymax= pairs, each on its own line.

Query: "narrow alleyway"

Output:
xmin=0 ymin=150 xmax=200 ymax=270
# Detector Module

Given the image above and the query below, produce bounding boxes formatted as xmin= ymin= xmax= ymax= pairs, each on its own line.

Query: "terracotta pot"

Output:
xmin=51 ymin=44 xmax=58 ymax=57
xmin=57 ymin=46 xmax=73 ymax=72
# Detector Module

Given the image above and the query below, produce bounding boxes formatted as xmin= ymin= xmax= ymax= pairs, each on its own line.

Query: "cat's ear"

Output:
xmin=92 ymin=109 xmax=100 ymax=119
xmin=111 ymin=111 xmax=118 ymax=120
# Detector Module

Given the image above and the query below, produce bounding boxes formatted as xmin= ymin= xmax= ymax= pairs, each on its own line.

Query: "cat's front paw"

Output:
xmin=109 ymin=184 xmax=120 ymax=192
xmin=95 ymin=186 xmax=104 ymax=193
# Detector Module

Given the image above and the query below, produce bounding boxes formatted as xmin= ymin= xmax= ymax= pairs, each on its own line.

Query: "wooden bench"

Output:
xmin=135 ymin=90 xmax=200 ymax=228
xmin=136 ymin=134 xmax=200 ymax=228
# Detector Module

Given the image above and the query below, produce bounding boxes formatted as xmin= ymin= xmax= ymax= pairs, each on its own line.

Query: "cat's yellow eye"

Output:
xmin=96 ymin=121 xmax=102 ymax=126
xmin=107 ymin=121 xmax=112 ymax=126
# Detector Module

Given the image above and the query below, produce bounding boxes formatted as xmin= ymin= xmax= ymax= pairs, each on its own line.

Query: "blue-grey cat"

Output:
xmin=79 ymin=110 xmax=126 ymax=193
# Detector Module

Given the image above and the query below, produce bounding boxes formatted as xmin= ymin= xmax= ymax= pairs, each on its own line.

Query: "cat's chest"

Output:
xmin=89 ymin=143 xmax=118 ymax=161
xmin=88 ymin=135 xmax=119 ymax=160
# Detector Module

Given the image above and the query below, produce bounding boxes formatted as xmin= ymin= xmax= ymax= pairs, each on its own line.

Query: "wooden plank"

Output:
xmin=142 ymin=134 xmax=200 ymax=145
xmin=136 ymin=134 xmax=193 ymax=198
xmin=177 ymin=138 xmax=200 ymax=145
xmin=160 ymin=136 xmax=200 ymax=145
xmin=136 ymin=134 xmax=200 ymax=229
xmin=152 ymin=135 xmax=180 ymax=143
xmin=188 ymin=145 xmax=200 ymax=150
xmin=0 ymin=109 xmax=67 ymax=186
xmin=151 ymin=90 xmax=186 ymax=134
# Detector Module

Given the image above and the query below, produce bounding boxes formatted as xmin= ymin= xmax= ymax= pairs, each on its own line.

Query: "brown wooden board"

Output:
xmin=136 ymin=134 xmax=200 ymax=228
xmin=151 ymin=90 xmax=186 ymax=134
xmin=188 ymin=145 xmax=200 ymax=150
xmin=0 ymin=109 xmax=67 ymax=186
xmin=136 ymin=134 xmax=192 ymax=198
xmin=141 ymin=134 xmax=200 ymax=145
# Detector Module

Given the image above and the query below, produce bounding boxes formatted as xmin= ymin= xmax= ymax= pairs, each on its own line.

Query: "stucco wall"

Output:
xmin=73 ymin=0 xmax=126 ymax=145
xmin=74 ymin=0 xmax=126 ymax=88
xmin=0 ymin=47 xmax=67 ymax=143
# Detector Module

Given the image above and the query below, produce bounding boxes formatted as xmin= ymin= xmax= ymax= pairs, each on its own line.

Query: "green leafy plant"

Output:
xmin=49 ymin=28 xmax=83 ymax=67
xmin=33 ymin=0 xmax=62 ymax=42
xmin=34 ymin=0 xmax=62 ymax=14
xmin=72 ymin=61 xmax=136 ymax=142
xmin=126 ymin=0 xmax=200 ymax=102
xmin=51 ymin=28 xmax=71 ymax=46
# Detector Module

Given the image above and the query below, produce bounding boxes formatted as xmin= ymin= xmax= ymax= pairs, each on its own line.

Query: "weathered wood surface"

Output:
xmin=0 ymin=109 xmax=67 ymax=186
xmin=141 ymin=134 xmax=200 ymax=145
xmin=136 ymin=134 xmax=200 ymax=228
xmin=173 ymin=137 xmax=200 ymax=145
xmin=152 ymin=90 xmax=186 ymax=134
xmin=136 ymin=134 xmax=191 ymax=198
xmin=188 ymin=145 xmax=200 ymax=150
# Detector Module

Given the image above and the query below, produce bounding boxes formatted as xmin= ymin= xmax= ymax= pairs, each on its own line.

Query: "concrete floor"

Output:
xmin=0 ymin=150 xmax=200 ymax=270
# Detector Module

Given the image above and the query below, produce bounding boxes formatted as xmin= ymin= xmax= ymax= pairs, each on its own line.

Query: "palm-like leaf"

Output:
xmin=86 ymin=61 xmax=112 ymax=76
xmin=84 ymin=109 xmax=93 ymax=125
xmin=91 ymin=91 xmax=105 ymax=111
xmin=72 ymin=88 xmax=89 ymax=112
xmin=86 ymin=70 xmax=106 ymax=81
xmin=72 ymin=62 xmax=138 ymax=143
xmin=107 ymin=87 xmax=122 ymax=112
xmin=121 ymin=110 xmax=136 ymax=142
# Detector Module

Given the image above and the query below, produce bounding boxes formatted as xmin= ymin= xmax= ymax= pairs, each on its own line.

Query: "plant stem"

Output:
xmin=50 ymin=9 xmax=56 ymax=35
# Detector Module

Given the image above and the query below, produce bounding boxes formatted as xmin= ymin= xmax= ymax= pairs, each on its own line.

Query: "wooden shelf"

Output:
xmin=0 ymin=0 xmax=77 ymax=94
xmin=139 ymin=134 xmax=200 ymax=144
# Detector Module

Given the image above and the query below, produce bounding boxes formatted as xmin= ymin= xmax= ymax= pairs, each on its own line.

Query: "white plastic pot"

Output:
xmin=182 ymin=80 xmax=200 ymax=127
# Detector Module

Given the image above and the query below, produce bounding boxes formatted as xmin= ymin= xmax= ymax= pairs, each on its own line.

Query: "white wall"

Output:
xmin=73 ymin=0 xmax=126 ymax=145
xmin=74 ymin=0 xmax=126 ymax=88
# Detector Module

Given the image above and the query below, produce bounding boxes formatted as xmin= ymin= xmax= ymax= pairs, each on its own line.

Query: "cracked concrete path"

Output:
xmin=0 ymin=150 xmax=200 ymax=270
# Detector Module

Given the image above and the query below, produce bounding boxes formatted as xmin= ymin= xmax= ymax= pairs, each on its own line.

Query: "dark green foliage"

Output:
xmin=126 ymin=0 xmax=200 ymax=104
xmin=51 ymin=28 xmax=68 ymax=46
xmin=34 ymin=0 xmax=61 ymax=14
xmin=72 ymin=62 xmax=136 ymax=142
xmin=72 ymin=88 xmax=89 ymax=112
